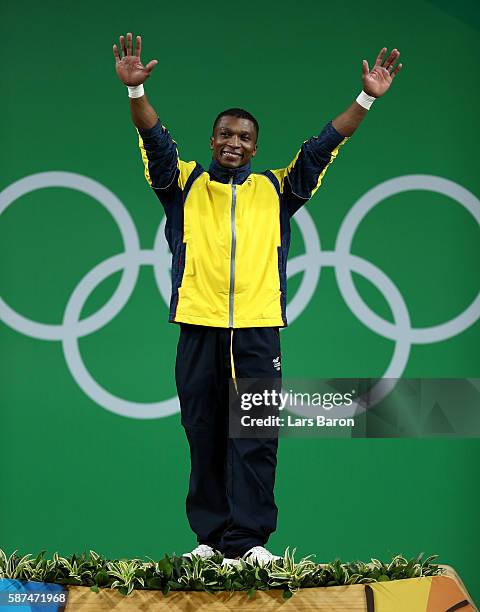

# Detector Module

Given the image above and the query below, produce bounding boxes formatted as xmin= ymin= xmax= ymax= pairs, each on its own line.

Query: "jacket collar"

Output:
xmin=208 ymin=157 xmax=251 ymax=185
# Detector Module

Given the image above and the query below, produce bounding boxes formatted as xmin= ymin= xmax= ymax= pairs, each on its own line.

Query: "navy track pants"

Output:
xmin=175 ymin=323 xmax=282 ymax=558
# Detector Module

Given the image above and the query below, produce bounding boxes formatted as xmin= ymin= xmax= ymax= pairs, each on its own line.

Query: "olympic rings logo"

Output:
xmin=1 ymin=172 xmax=479 ymax=419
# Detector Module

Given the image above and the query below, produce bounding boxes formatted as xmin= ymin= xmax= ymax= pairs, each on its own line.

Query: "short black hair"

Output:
xmin=212 ymin=108 xmax=259 ymax=140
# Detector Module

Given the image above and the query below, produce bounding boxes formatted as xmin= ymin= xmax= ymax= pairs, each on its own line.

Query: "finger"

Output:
xmin=113 ymin=43 xmax=121 ymax=63
xmin=384 ymin=48 xmax=399 ymax=70
xmin=135 ymin=35 xmax=141 ymax=58
xmin=119 ymin=35 xmax=127 ymax=57
xmin=362 ymin=59 xmax=369 ymax=76
xmin=388 ymin=52 xmax=401 ymax=73
xmin=126 ymin=32 xmax=133 ymax=56
xmin=145 ymin=59 xmax=158 ymax=74
xmin=391 ymin=63 xmax=403 ymax=79
xmin=374 ymin=47 xmax=387 ymax=67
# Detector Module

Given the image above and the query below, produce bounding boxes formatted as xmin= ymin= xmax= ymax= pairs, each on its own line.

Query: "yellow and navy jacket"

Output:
xmin=137 ymin=119 xmax=348 ymax=328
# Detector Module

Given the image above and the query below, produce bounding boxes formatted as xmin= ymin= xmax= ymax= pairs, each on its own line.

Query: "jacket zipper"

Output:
xmin=228 ymin=176 xmax=237 ymax=327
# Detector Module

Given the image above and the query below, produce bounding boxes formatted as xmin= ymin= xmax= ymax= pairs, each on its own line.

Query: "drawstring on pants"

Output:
xmin=230 ymin=328 xmax=238 ymax=393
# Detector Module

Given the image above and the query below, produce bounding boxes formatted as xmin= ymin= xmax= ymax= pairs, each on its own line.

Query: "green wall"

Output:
xmin=1 ymin=0 xmax=479 ymax=604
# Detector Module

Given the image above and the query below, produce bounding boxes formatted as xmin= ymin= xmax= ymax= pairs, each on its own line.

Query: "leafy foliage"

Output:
xmin=0 ymin=547 xmax=445 ymax=599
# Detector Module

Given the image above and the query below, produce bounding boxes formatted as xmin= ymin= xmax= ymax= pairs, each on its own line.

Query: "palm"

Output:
xmin=116 ymin=56 xmax=149 ymax=86
xmin=113 ymin=33 xmax=158 ymax=86
xmin=362 ymin=47 xmax=402 ymax=98
xmin=363 ymin=66 xmax=393 ymax=97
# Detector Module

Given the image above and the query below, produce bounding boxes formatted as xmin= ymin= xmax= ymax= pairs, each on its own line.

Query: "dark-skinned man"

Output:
xmin=113 ymin=32 xmax=402 ymax=565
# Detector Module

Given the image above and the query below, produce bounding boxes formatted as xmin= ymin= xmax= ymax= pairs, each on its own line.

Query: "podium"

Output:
xmin=2 ymin=564 xmax=474 ymax=611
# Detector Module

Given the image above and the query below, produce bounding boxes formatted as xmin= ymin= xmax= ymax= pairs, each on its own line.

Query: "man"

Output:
xmin=112 ymin=33 xmax=402 ymax=565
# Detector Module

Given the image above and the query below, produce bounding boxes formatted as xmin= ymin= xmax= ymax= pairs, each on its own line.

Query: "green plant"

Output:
xmin=0 ymin=546 xmax=445 ymax=599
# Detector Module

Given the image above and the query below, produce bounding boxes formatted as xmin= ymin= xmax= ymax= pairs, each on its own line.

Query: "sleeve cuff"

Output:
xmin=137 ymin=118 xmax=163 ymax=139
xmin=316 ymin=120 xmax=348 ymax=150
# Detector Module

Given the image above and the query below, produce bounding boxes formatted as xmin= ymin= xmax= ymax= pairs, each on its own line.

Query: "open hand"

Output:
xmin=362 ymin=47 xmax=402 ymax=98
xmin=113 ymin=32 xmax=158 ymax=86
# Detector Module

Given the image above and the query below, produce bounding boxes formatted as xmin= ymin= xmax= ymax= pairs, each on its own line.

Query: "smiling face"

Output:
xmin=210 ymin=115 xmax=258 ymax=169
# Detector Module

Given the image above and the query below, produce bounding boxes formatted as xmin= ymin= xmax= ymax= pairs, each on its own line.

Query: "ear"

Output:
xmin=209 ymin=136 xmax=214 ymax=150
xmin=251 ymin=143 xmax=258 ymax=157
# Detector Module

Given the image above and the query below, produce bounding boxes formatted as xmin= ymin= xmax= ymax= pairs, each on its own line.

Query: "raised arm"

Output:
xmin=332 ymin=47 xmax=403 ymax=136
xmin=269 ymin=47 xmax=403 ymax=216
xmin=113 ymin=32 xmax=186 ymax=193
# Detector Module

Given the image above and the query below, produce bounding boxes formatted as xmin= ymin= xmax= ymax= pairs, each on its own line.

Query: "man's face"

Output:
xmin=210 ymin=116 xmax=257 ymax=169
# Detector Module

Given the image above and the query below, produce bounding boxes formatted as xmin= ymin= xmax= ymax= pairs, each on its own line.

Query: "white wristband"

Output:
xmin=127 ymin=84 xmax=144 ymax=99
xmin=356 ymin=90 xmax=376 ymax=110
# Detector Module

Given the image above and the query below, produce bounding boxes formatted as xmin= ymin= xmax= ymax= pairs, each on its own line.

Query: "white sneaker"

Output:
xmin=182 ymin=544 xmax=218 ymax=560
xmin=242 ymin=546 xmax=282 ymax=565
